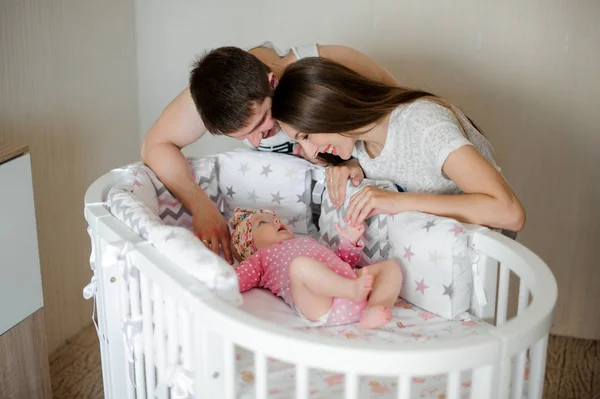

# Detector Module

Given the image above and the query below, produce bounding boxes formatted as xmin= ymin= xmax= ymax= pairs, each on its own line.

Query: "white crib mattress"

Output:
xmin=235 ymin=289 xmax=528 ymax=399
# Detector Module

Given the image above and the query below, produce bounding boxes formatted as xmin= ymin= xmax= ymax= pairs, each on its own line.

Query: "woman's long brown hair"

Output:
xmin=271 ymin=57 xmax=479 ymax=143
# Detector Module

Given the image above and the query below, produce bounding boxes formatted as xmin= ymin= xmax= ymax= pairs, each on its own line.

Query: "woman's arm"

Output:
xmin=345 ymin=146 xmax=526 ymax=232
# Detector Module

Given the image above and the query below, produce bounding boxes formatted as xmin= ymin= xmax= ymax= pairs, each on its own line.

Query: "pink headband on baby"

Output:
xmin=230 ymin=207 xmax=277 ymax=260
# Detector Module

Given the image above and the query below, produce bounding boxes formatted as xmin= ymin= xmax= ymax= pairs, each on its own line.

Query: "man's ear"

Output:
xmin=268 ymin=72 xmax=279 ymax=90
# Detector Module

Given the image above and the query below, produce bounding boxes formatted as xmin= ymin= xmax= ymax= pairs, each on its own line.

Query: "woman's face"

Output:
xmin=279 ymin=122 xmax=356 ymax=160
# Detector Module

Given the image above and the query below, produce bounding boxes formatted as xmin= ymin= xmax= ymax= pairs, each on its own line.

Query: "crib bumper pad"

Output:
xmin=98 ymin=151 xmax=493 ymax=320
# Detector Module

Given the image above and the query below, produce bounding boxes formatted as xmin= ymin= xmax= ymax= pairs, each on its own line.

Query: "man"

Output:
xmin=141 ymin=42 xmax=398 ymax=263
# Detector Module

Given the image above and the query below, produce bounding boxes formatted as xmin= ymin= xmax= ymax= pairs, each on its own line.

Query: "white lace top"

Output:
xmin=353 ymin=99 xmax=499 ymax=195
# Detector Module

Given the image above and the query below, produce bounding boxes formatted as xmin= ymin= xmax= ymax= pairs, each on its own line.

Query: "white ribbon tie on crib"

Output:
xmin=121 ymin=316 xmax=143 ymax=389
xmin=155 ymin=365 xmax=195 ymax=399
xmin=83 ymin=227 xmax=101 ymax=337
xmin=310 ymin=167 xmax=327 ymax=204
xmin=82 ymin=233 xmax=136 ymax=340
xmin=469 ymin=247 xmax=488 ymax=307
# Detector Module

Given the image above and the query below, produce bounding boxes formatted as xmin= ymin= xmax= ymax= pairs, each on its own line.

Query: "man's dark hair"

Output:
xmin=189 ymin=46 xmax=272 ymax=135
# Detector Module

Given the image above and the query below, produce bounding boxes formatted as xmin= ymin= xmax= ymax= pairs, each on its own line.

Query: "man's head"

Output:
xmin=189 ymin=46 xmax=280 ymax=146
xmin=229 ymin=208 xmax=293 ymax=261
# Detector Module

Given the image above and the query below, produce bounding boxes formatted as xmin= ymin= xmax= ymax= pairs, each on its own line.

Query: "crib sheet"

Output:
xmin=235 ymin=289 xmax=528 ymax=399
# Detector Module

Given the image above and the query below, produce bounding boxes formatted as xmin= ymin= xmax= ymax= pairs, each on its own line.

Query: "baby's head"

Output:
xmin=230 ymin=208 xmax=294 ymax=261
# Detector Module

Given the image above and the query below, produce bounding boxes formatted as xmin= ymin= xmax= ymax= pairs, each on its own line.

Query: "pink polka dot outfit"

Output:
xmin=235 ymin=236 xmax=367 ymax=327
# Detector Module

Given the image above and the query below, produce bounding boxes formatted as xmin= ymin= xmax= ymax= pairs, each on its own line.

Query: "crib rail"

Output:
xmin=84 ymin=171 xmax=557 ymax=399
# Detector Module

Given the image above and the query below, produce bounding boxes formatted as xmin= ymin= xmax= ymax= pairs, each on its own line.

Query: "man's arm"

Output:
xmin=141 ymin=86 xmax=234 ymax=264
xmin=318 ymin=45 xmax=399 ymax=87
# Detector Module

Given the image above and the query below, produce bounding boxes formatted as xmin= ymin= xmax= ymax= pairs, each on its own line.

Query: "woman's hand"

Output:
xmin=326 ymin=159 xmax=365 ymax=208
xmin=344 ymin=186 xmax=403 ymax=225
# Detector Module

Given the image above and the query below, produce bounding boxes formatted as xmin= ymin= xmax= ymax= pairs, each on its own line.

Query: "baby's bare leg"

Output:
xmin=289 ymin=256 xmax=373 ymax=322
xmin=357 ymin=260 xmax=403 ymax=328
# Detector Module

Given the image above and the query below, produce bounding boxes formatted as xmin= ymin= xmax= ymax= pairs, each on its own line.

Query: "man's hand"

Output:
xmin=192 ymin=199 xmax=234 ymax=264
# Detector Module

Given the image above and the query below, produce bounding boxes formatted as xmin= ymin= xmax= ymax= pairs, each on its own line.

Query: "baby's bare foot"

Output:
xmin=353 ymin=271 xmax=373 ymax=302
xmin=360 ymin=305 xmax=392 ymax=329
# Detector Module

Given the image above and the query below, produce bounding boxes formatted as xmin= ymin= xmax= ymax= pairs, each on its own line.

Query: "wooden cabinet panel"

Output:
xmin=0 ymin=309 xmax=52 ymax=399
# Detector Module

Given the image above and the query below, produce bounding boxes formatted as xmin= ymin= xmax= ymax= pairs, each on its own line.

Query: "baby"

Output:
xmin=230 ymin=207 xmax=403 ymax=329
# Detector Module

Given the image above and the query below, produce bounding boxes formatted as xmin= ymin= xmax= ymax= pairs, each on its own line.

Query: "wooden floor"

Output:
xmin=50 ymin=323 xmax=599 ymax=398
xmin=49 ymin=323 xmax=103 ymax=399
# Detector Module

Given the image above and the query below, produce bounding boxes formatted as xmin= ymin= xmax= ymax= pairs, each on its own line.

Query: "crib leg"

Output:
xmin=96 ymin=240 xmax=131 ymax=399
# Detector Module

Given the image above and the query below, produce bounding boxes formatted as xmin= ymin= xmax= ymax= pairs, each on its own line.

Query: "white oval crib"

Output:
xmin=84 ymin=168 xmax=557 ymax=399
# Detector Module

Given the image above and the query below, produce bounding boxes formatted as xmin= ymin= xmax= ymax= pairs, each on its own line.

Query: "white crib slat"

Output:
xmin=179 ymin=307 xmax=192 ymax=370
xmin=528 ymin=335 xmax=549 ymax=399
xmin=224 ymin=339 xmax=236 ymax=399
xmin=152 ymin=284 xmax=168 ymax=399
xmin=510 ymin=280 xmax=530 ymax=399
xmin=254 ymin=352 xmax=268 ymax=399
xmin=165 ymin=297 xmax=179 ymax=397
xmin=119 ymin=260 xmax=135 ymax=399
xmin=198 ymin=328 xmax=226 ymax=398
xmin=93 ymin=237 xmax=112 ymax=399
xmin=518 ymin=280 xmax=530 ymax=314
xmin=511 ymin=350 xmax=527 ymax=399
xmin=496 ymin=263 xmax=510 ymax=325
xmin=140 ymin=274 xmax=156 ymax=397
xmin=193 ymin=318 xmax=205 ymax=399
xmin=129 ymin=269 xmax=147 ymax=399
xmin=345 ymin=372 xmax=358 ymax=399
xmin=397 ymin=375 xmax=411 ymax=399
xmin=295 ymin=365 xmax=308 ymax=399
xmin=498 ymin=359 xmax=511 ymax=399
xmin=470 ymin=364 xmax=495 ymax=399
xmin=446 ymin=371 xmax=461 ymax=399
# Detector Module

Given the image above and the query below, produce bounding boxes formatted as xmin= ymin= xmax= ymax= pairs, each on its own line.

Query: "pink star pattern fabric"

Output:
xmin=415 ymin=278 xmax=429 ymax=295
xmin=235 ymin=236 xmax=367 ymax=326
xmin=450 ymin=223 xmax=464 ymax=236
xmin=418 ymin=311 xmax=436 ymax=321
xmin=235 ymin=300 xmax=495 ymax=399
xmin=388 ymin=211 xmax=477 ymax=320
xmin=403 ymin=245 xmax=415 ymax=262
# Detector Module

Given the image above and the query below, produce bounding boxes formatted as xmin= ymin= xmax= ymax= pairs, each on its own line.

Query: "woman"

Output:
xmin=271 ymin=58 xmax=525 ymax=233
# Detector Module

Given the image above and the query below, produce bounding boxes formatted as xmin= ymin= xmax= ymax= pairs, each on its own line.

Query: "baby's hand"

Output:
xmin=335 ymin=222 xmax=365 ymax=245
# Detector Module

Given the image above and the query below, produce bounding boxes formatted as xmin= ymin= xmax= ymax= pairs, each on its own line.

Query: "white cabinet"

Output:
xmin=0 ymin=151 xmax=44 ymax=335
xmin=0 ymin=145 xmax=51 ymax=398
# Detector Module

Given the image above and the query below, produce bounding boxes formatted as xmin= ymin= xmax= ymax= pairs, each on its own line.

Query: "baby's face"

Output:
xmin=251 ymin=213 xmax=294 ymax=250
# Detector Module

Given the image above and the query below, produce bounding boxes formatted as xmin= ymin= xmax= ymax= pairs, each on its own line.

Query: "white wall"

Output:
xmin=138 ymin=1 xmax=600 ymax=338
xmin=0 ymin=0 xmax=140 ymax=353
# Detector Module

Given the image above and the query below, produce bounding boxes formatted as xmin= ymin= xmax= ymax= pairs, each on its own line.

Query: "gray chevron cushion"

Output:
xmin=106 ymin=157 xmax=220 ymax=238
xmin=148 ymin=157 xmax=220 ymax=230
xmin=104 ymin=158 xmax=241 ymax=306
xmin=106 ymin=163 xmax=163 ymax=239
xmin=318 ymin=179 xmax=398 ymax=267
